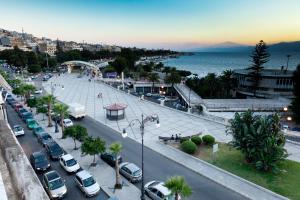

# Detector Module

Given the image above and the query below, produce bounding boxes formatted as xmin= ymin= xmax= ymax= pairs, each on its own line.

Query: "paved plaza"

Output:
xmin=44 ymin=73 xmax=230 ymax=143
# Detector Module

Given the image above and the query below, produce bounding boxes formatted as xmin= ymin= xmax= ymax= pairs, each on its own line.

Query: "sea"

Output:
xmin=163 ymin=52 xmax=300 ymax=77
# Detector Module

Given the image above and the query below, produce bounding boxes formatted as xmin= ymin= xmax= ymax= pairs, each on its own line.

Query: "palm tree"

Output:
xmin=53 ymin=103 xmax=69 ymax=136
xmin=221 ymin=70 xmax=234 ymax=98
xmin=41 ymin=95 xmax=56 ymax=127
xmin=165 ymin=71 xmax=181 ymax=97
xmin=109 ymin=142 xmax=123 ymax=189
xmin=22 ymin=84 xmax=36 ymax=103
xmin=148 ymin=72 xmax=159 ymax=93
xmin=164 ymin=176 xmax=192 ymax=200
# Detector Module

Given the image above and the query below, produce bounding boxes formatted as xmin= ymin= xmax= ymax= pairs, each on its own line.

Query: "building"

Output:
xmin=10 ymin=37 xmax=24 ymax=48
xmin=38 ymin=42 xmax=57 ymax=56
xmin=0 ymin=37 xmax=11 ymax=46
xmin=233 ymin=68 xmax=294 ymax=98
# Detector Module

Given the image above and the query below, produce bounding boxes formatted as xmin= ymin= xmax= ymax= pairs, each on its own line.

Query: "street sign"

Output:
xmin=213 ymin=143 xmax=219 ymax=153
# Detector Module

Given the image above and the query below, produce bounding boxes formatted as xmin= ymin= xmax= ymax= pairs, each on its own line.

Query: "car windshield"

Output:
xmin=133 ymin=169 xmax=142 ymax=176
xmin=35 ymin=127 xmax=43 ymax=132
xmin=42 ymin=134 xmax=51 ymax=140
xmin=35 ymin=155 xmax=47 ymax=164
xmin=50 ymin=144 xmax=63 ymax=154
xmin=83 ymin=177 xmax=96 ymax=187
xmin=66 ymin=158 xmax=77 ymax=166
xmin=49 ymin=178 xmax=64 ymax=190
xmin=28 ymin=121 xmax=36 ymax=125
xmin=14 ymin=126 xmax=22 ymax=131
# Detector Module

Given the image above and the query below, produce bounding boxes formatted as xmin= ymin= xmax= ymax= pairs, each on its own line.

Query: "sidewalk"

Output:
xmin=34 ymin=113 xmax=141 ymax=200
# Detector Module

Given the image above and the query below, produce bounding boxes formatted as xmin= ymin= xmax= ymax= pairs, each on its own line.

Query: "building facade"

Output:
xmin=38 ymin=42 xmax=57 ymax=56
xmin=233 ymin=68 xmax=294 ymax=98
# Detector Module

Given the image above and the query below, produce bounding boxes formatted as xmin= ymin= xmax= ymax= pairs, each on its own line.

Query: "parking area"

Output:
xmin=6 ymin=101 xmax=109 ymax=200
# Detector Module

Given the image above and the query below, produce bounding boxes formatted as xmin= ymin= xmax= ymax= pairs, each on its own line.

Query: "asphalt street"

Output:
xmin=6 ymin=103 xmax=109 ymax=200
xmin=74 ymin=116 xmax=244 ymax=200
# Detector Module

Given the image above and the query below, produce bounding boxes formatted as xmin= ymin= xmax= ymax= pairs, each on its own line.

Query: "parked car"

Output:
xmin=119 ymin=162 xmax=142 ymax=182
xmin=62 ymin=119 xmax=73 ymax=127
xmin=42 ymin=75 xmax=50 ymax=81
xmin=7 ymin=99 xmax=17 ymax=106
xmin=18 ymin=108 xmax=28 ymax=117
xmin=26 ymin=118 xmax=39 ymax=129
xmin=42 ymin=170 xmax=67 ymax=199
xmin=13 ymin=125 xmax=25 ymax=136
xmin=14 ymin=103 xmax=23 ymax=112
xmin=35 ymin=89 xmax=43 ymax=94
xmin=33 ymin=126 xmax=46 ymax=136
xmin=10 ymin=101 xmax=19 ymax=108
xmin=59 ymin=154 xmax=80 ymax=173
xmin=45 ymin=141 xmax=65 ymax=160
xmin=144 ymin=180 xmax=176 ymax=200
xmin=37 ymin=132 xmax=53 ymax=147
xmin=100 ymin=152 xmax=122 ymax=167
xmin=74 ymin=170 xmax=100 ymax=197
xmin=21 ymin=112 xmax=33 ymax=122
xmin=30 ymin=151 xmax=50 ymax=171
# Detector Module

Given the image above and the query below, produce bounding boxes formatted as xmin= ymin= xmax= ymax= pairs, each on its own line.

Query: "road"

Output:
xmin=6 ymin=103 xmax=109 ymax=200
xmin=74 ymin=116 xmax=244 ymax=200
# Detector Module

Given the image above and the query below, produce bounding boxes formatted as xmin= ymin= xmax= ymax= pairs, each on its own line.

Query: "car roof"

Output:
xmin=13 ymin=125 xmax=21 ymax=128
xmin=76 ymin=170 xmax=92 ymax=180
xmin=45 ymin=170 xmax=60 ymax=181
xmin=61 ymin=154 xmax=73 ymax=161
xmin=151 ymin=182 xmax=171 ymax=196
xmin=124 ymin=163 xmax=140 ymax=172
xmin=32 ymin=151 xmax=45 ymax=157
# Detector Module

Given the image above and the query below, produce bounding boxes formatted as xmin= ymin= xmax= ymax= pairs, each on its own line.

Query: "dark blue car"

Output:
xmin=21 ymin=112 xmax=33 ymax=122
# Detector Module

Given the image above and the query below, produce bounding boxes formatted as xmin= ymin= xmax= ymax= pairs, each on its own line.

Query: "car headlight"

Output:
xmin=47 ymin=164 xmax=50 ymax=167
xmin=36 ymin=167 xmax=41 ymax=170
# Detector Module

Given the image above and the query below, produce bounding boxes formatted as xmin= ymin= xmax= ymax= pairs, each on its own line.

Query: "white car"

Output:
xmin=63 ymin=119 xmax=73 ymax=127
xmin=59 ymin=154 xmax=80 ymax=173
xmin=75 ymin=170 xmax=100 ymax=197
xmin=13 ymin=125 xmax=25 ymax=136
xmin=145 ymin=180 xmax=177 ymax=200
xmin=43 ymin=170 xmax=67 ymax=199
xmin=34 ymin=89 xmax=43 ymax=94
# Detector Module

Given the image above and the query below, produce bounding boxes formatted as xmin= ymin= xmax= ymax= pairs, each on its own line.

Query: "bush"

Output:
xmin=27 ymin=64 xmax=42 ymax=73
xmin=180 ymin=137 xmax=189 ymax=144
xmin=202 ymin=135 xmax=215 ymax=146
xmin=181 ymin=140 xmax=197 ymax=154
xmin=191 ymin=136 xmax=202 ymax=145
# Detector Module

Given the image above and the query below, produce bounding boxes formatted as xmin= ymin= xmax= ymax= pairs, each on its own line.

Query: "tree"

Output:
xmin=290 ymin=64 xmax=300 ymax=122
xmin=164 ymin=176 xmax=192 ymax=200
xmin=27 ymin=64 xmax=42 ymax=73
xmin=41 ymin=95 xmax=56 ymax=127
xmin=53 ymin=103 xmax=69 ymax=136
xmin=220 ymin=70 xmax=235 ymax=98
xmin=36 ymin=102 xmax=47 ymax=121
xmin=247 ymin=40 xmax=270 ymax=97
xmin=110 ymin=56 xmax=127 ymax=75
xmin=109 ymin=142 xmax=123 ymax=189
xmin=22 ymin=84 xmax=36 ymax=103
xmin=63 ymin=125 xmax=88 ymax=150
xmin=148 ymin=72 xmax=159 ymax=93
xmin=81 ymin=136 xmax=105 ymax=166
xmin=165 ymin=71 xmax=181 ymax=96
xmin=227 ymin=111 xmax=287 ymax=172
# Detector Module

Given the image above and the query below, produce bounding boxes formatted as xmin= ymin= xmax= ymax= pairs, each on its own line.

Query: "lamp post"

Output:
xmin=51 ymin=82 xmax=59 ymax=133
xmin=122 ymin=114 xmax=160 ymax=200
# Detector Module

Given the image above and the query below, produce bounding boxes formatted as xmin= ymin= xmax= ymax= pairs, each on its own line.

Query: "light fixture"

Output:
xmin=283 ymin=107 xmax=288 ymax=112
xmin=287 ymin=116 xmax=292 ymax=121
xmin=122 ymin=128 xmax=128 ymax=138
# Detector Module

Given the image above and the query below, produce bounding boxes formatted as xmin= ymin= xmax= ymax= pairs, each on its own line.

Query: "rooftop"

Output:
xmin=234 ymin=68 xmax=294 ymax=77
xmin=104 ymin=103 xmax=127 ymax=111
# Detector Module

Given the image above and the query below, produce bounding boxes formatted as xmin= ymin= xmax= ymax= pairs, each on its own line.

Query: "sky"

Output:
xmin=0 ymin=0 xmax=300 ymax=50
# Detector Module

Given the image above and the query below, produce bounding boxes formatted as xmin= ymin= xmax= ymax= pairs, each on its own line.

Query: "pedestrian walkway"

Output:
xmin=174 ymin=83 xmax=202 ymax=106
xmin=0 ymin=171 xmax=8 ymax=200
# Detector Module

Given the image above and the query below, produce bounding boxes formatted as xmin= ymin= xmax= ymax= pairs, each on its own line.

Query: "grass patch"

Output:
xmin=171 ymin=142 xmax=300 ymax=200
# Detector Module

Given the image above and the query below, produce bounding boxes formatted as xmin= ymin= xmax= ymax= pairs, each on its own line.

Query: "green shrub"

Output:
xmin=202 ymin=135 xmax=215 ymax=146
xmin=181 ymin=140 xmax=197 ymax=154
xmin=180 ymin=137 xmax=189 ymax=144
xmin=191 ymin=136 xmax=202 ymax=145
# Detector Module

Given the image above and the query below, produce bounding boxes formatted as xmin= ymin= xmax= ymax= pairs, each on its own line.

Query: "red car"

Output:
xmin=14 ymin=103 xmax=23 ymax=112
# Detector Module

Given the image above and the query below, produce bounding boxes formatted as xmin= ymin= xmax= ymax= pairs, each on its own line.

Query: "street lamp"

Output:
xmin=283 ymin=107 xmax=288 ymax=112
xmin=122 ymin=114 xmax=160 ymax=200
xmin=287 ymin=116 xmax=292 ymax=121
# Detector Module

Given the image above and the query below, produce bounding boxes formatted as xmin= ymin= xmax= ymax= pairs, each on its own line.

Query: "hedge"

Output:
xmin=181 ymin=140 xmax=197 ymax=154
xmin=202 ymin=135 xmax=215 ymax=146
xmin=191 ymin=136 xmax=202 ymax=145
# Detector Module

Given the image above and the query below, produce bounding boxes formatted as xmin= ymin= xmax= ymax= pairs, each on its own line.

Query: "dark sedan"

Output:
xmin=30 ymin=151 xmax=51 ymax=172
xmin=37 ymin=132 xmax=53 ymax=147
xmin=45 ymin=141 xmax=65 ymax=160
xmin=100 ymin=152 xmax=122 ymax=167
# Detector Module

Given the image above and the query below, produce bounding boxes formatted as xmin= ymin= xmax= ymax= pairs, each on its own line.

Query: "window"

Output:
xmin=157 ymin=191 xmax=164 ymax=198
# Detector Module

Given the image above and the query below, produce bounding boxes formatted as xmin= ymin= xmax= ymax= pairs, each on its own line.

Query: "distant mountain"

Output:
xmin=190 ymin=41 xmax=300 ymax=53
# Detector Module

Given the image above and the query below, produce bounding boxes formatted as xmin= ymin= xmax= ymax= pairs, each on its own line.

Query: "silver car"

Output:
xmin=119 ymin=162 xmax=142 ymax=182
xmin=144 ymin=180 xmax=176 ymax=200
xmin=74 ymin=170 xmax=100 ymax=197
xmin=42 ymin=170 xmax=67 ymax=199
